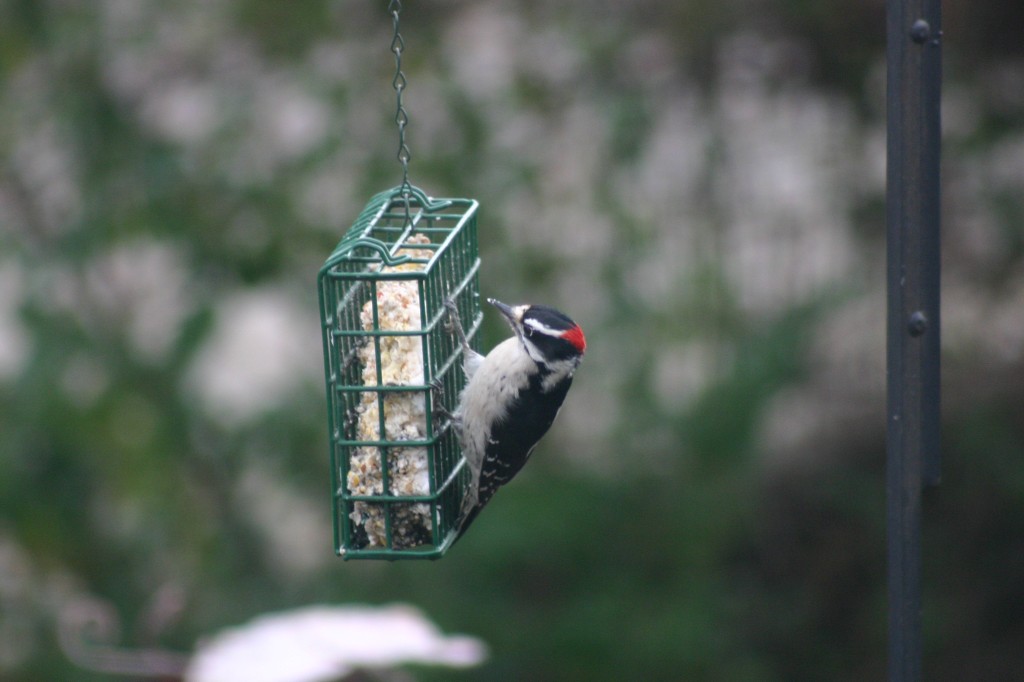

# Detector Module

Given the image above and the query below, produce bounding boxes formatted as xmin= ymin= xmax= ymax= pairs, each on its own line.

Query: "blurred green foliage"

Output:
xmin=1 ymin=1 xmax=1023 ymax=681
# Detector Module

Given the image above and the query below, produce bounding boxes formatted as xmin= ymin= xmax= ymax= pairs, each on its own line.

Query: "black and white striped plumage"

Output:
xmin=450 ymin=298 xmax=586 ymax=542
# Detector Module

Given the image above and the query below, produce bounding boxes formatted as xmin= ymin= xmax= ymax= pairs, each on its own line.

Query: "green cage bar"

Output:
xmin=318 ymin=185 xmax=481 ymax=560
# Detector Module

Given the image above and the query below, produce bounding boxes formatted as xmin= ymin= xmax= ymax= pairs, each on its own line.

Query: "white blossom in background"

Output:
xmin=235 ymin=464 xmax=333 ymax=578
xmin=714 ymin=34 xmax=859 ymax=315
xmin=185 ymin=604 xmax=487 ymax=682
xmin=443 ymin=5 xmax=521 ymax=104
xmin=7 ymin=111 xmax=83 ymax=236
xmin=137 ymin=79 xmax=222 ymax=146
xmin=17 ymin=241 xmax=194 ymax=366
xmin=0 ymin=262 xmax=29 ymax=381
xmin=184 ymin=287 xmax=322 ymax=425
xmin=81 ymin=240 xmax=196 ymax=363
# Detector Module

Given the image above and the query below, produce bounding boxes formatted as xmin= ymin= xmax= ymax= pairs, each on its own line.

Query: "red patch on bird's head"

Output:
xmin=561 ymin=324 xmax=587 ymax=354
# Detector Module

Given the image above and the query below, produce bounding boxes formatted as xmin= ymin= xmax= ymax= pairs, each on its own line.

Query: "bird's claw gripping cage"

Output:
xmin=318 ymin=185 xmax=480 ymax=560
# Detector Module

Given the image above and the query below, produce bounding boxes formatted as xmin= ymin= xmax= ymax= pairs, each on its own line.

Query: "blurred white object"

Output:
xmin=185 ymin=604 xmax=486 ymax=682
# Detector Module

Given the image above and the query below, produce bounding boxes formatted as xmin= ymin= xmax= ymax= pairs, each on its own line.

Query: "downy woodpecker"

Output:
xmin=443 ymin=298 xmax=586 ymax=541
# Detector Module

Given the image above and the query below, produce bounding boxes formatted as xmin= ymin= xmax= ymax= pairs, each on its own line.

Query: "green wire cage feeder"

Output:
xmin=318 ymin=185 xmax=481 ymax=559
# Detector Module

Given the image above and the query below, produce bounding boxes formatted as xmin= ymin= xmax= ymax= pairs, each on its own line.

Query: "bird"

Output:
xmin=441 ymin=297 xmax=586 ymax=542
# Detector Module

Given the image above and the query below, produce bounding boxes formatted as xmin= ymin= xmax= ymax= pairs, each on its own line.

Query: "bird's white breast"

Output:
xmin=455 ymin=337 xmax=536 ymax=476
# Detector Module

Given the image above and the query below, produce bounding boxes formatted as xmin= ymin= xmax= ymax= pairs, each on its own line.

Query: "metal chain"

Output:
xmin=389 ymin=0 xmax=413 ymax=226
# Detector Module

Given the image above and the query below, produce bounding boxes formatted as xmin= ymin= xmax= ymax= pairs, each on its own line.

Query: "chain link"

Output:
xmin=389 ymin=0 xmax=413 ymax=226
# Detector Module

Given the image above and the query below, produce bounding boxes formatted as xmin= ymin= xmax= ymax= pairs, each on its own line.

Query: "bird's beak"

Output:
xmin=488 ymin=298 xmax=521 ymax=328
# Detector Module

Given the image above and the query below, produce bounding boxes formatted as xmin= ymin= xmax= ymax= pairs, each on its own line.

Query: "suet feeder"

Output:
xmin=318 ymin=185 xmax=481 ymax=559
